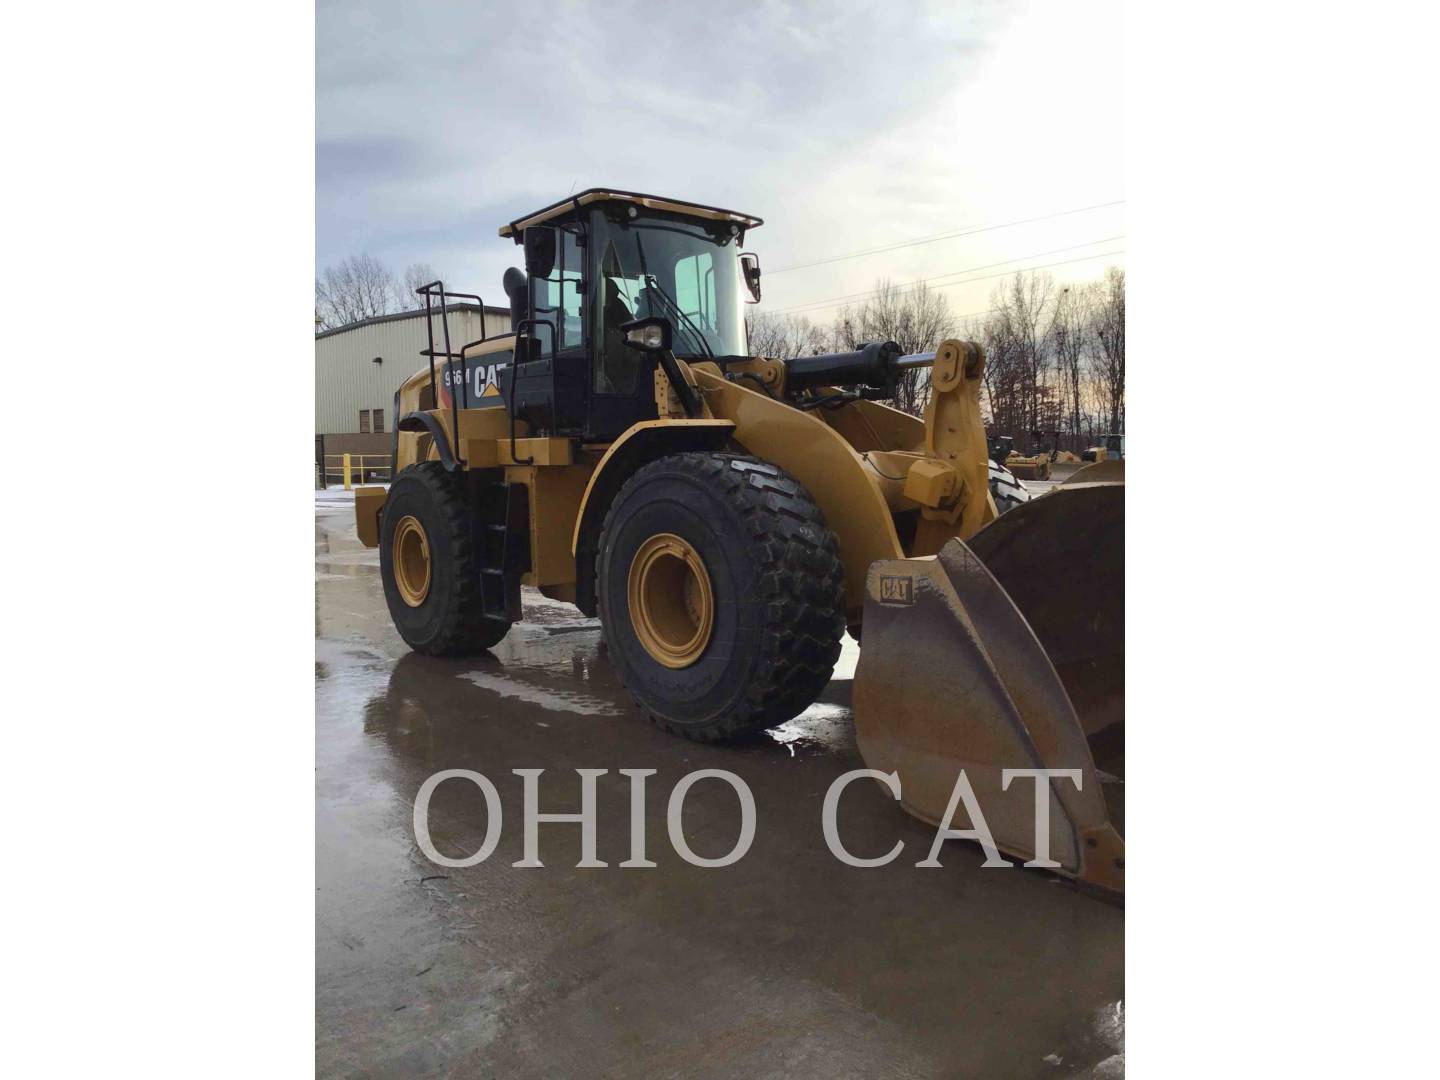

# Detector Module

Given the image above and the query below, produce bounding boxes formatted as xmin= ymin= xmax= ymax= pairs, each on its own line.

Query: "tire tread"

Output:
xmin=597 ymin=453 xmax=845 ymax=741
xmin=385 ymin=462 xmax=508 ymax=655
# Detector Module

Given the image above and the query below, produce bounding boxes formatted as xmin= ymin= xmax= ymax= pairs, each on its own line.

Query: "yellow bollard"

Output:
xmin=343 ymin=453 xmax=352 ymax=490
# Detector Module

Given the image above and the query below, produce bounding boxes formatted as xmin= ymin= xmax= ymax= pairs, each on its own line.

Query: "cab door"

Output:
xmin=585 ymin=231 xmax=661 ymax=441
xmin=509 ymin=226 xmax=589 ymax=436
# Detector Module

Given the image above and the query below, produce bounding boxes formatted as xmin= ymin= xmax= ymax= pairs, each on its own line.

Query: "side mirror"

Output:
xmin=740 ymin=252 xmax=761 ymax=303
xmin=523 ymin=227 xmax=557 ymax=278
xmin=620 ymin=316 xmax=673 ymax=353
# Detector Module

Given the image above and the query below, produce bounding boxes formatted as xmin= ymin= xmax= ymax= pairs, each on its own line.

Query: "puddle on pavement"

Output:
xmin=458 ymin=670 xmax=625 ymax=717
xmin=315 ymin=495 xmax=1123 ymax=1078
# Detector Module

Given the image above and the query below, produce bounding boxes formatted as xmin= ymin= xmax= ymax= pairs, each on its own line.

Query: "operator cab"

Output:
xmin=496 ymin=189 xmax=764 ymax=443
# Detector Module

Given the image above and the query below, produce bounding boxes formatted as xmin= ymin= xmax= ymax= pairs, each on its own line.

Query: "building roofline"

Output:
xmin=315 ymin=302 xmax=510 ymax=340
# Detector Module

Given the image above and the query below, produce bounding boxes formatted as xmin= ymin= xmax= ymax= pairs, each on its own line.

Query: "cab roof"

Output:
xmin=498 ymin=188 xmax=764 ymax=239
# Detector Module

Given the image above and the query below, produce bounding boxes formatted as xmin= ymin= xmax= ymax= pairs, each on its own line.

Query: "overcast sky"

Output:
xmin=317 ymin=0 xmax=1123 ymax=324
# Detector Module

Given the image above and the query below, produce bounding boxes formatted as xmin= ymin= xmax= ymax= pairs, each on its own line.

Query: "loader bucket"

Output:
xmin=852 ymin=483 xmax=1124 ymax=896
xmin=1060 ymin=458 xmax=1124 ymax=485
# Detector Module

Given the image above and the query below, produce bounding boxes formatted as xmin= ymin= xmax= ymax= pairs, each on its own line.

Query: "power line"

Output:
xmin=768 ymin=239 xmax=1126 ymax=316
xmin=768 ymin=199 xmax=1125 ymax=275
xmin=787 ymin=251 xmax=1125 ymax=318
xmin=771 ymin=251 xmax=1125 ymax=320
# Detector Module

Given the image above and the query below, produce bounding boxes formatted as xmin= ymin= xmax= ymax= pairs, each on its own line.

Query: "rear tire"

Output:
xmin=380 ymin=463 xmax=510 ymax=655
xmin=597 ymin=453 xmax=845 ymax=741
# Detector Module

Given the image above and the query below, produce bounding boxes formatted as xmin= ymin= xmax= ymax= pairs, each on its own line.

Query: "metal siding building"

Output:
xmin=315 ymin=304 xmax=512 ymax=440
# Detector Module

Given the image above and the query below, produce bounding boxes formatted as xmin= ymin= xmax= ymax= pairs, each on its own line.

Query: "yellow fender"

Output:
xmin=570 ymin=419 xmax=737 ymax=615
xmin=570 ymin=419 xmax=737 ymax=557
xmin=692 ymin=369 xmax=904 ymax=621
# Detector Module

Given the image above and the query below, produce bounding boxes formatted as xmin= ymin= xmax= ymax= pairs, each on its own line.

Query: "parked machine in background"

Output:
xmin=1083 ymin=432 xmax=1126 ymax=462
xmin=352 ymin=190 xmax=1125 ymax=895
xmin=1004 ymin=449 xmax=1052 ymax=481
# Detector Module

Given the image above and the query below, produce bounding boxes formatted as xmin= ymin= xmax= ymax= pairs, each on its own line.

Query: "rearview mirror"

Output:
xmin=740 ymin=252 xmax=761 ymax=303
xmin=620 ymin=316 xmax=673 ymax=353
xmin=523 ymin=227 xmax=557 ymax=278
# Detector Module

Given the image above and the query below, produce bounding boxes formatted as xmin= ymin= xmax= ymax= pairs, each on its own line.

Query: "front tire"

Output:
xmin=380 ymin=463 xmax=510 ymax=655
xmin=989 ymin=459 xmax=1033 ymax=514
xmin=597 ymin=453 xmax=845 ymax=741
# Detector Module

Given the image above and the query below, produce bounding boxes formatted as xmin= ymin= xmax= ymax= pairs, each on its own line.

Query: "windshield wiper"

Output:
xmin=633 ymin=233 xmax=714 ymax=360
xmin=644 ymin=275 xmax=714 ymax=360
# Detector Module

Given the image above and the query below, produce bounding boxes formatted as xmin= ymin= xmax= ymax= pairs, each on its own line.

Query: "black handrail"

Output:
xmin=414 ymin=282 xmax=492 ymax=468
xmin=421 ymin=288 xmax=439 ymax=413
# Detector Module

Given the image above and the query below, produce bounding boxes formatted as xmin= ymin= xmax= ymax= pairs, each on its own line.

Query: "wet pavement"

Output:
xmin=316 ymin=488 xmax=1124 ymax=1078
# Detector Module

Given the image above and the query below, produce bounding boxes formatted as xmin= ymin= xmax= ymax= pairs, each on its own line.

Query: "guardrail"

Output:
xmin=318 ymin=454 xmax=392 ymax=490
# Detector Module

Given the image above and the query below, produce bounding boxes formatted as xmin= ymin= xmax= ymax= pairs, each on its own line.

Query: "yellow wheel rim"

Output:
xmin=627 ymin=533 xmax=714 ymax=668
xmin=393 ymin=515 xmax=431 ymax=607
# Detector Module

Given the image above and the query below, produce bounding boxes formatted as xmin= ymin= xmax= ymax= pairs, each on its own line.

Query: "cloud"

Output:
xmin=317 ymin=0 xmax=1123 ymax=320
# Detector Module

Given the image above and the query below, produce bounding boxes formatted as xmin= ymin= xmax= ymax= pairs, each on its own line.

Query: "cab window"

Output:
xmin=531 ymin=230 xmax=584 ymax=356
xmin=673 ymin=252 xmax=715 ymax=335
xmin=595 ymin=241 xmax=643 ymax=394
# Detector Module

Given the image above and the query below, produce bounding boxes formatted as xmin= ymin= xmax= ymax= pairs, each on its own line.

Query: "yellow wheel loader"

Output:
xmin=1004 ymin=449 xmax=1052 ymax=481
xmin=353 ymin=189 xmax=1124 ymax=895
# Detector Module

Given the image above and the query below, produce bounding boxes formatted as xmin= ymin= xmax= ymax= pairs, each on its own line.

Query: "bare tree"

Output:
xmin=813 ymin=267 xmax=1121 ymax=441
xmin=831 ymin=280 xmax=955 ymax=415
xmin=849 ymin=279 xmax=955 ymax=354
xmin=397 ymin=262 xmax=442 ymax=310
xmin=828 ymin=308 xmax=860 ymax=351
xmin=745 ymin=311 xmax=831 ymax=359
xmin=1089 ymin=266 xmax=1125 ymax=434
xmin=316 ymin=254 xmax=400 ymax=331
xmin=1047 ymin=284 xmax=1093 ymax=452
xmin=1010 ymin=271 xmax=1058 ymax=450
xmin=978 ymin=271 xmax=1063 ymax=451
